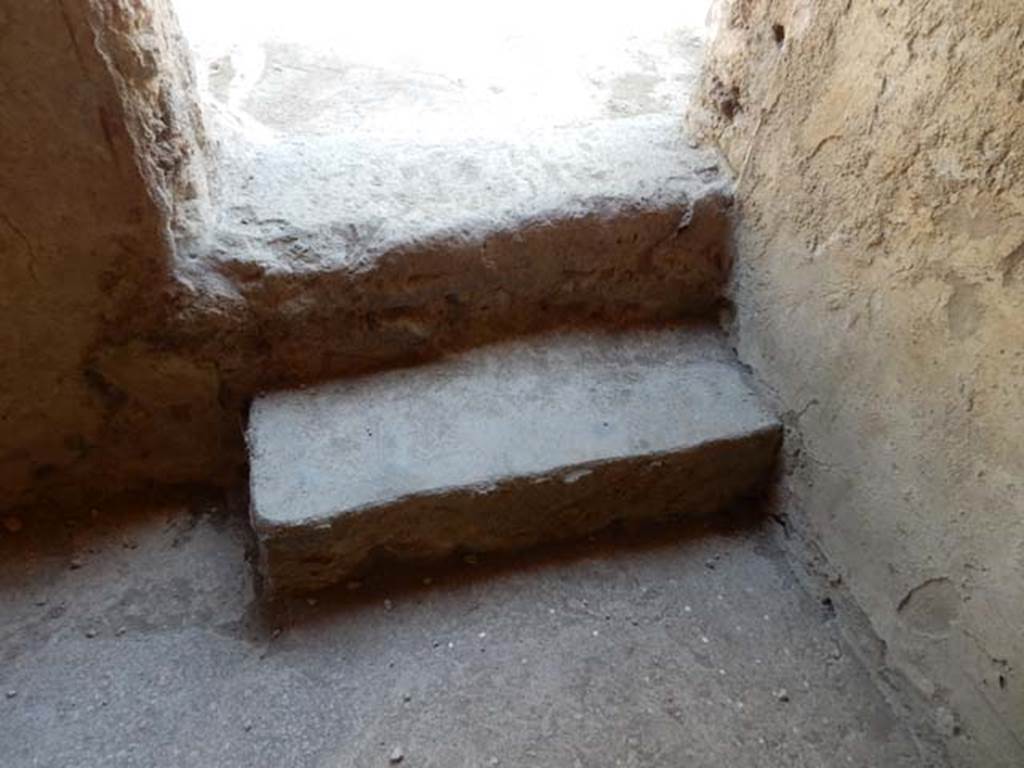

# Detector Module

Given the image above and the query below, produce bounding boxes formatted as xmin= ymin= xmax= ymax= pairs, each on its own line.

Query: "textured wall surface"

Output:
xmin=694 ymin=1 xmax=1024 ymax=765
xmin=0 ymin=0 xmax=224 ymax=507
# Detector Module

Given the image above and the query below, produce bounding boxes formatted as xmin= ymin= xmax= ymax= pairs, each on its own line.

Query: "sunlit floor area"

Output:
xmin=174 ymin=0 xmax=714 ymax=141
xmin=171 ymin=1 xmax=722 ymax=269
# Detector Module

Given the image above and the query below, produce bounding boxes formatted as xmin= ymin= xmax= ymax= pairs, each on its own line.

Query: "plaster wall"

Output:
xmin=694 ymin=2 xmax=1024 ymax=764
xmin=0 ymin=0 xmax=222 ymax=506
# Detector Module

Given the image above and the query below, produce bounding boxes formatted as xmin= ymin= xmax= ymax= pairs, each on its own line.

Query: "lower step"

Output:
xmin=247 ymin=327 xmax=781 ymax=593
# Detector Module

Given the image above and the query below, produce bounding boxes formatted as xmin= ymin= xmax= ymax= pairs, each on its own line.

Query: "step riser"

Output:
xmin=257 ymin=429 xmax=780 ymax=593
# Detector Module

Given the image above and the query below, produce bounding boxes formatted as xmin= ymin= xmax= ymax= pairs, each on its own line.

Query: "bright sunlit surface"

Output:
xmin=173 ymin=0 xmax=715 ymax=142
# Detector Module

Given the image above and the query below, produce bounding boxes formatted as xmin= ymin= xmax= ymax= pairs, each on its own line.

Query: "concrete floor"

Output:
xmin=1 ymin=495 xmax=939 ymax=767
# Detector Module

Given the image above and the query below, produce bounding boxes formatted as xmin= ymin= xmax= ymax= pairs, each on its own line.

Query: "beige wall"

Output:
xmin=0 ymin=0 xmax=225 ymax=507
xmin=695 ymin=1 xmax=1024 ymax=765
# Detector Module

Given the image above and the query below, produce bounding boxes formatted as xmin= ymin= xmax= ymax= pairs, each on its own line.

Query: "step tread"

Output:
xmin=198 ymin=117 xmax=727 ymax=268
xmin=250 ymin=327 xmax=777 ymax=534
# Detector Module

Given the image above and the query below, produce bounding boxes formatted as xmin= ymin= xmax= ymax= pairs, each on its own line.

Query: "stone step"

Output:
xmin=179 ymin=124 xmax=732 ymax=389
xmin=247 ymin=327 xmax=780 ymax=593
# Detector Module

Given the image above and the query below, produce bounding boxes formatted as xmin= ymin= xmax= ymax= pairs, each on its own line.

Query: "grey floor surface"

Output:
xmin=0 ymin=493 xmax=937 ymax=767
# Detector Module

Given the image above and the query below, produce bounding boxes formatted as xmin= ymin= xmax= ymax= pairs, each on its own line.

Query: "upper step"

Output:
xmin=178 ymin=120 xmax=733 ymax=389
xmin=174 ymin=6 xmax=731 ymax=395
xmin=248 ymin=326 xmax=780 ymax=593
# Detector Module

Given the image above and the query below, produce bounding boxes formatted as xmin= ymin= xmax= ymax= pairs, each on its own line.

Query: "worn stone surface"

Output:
xmin=249 ymin=327 xmax=780 ymax=592
xmin=694 ymin=2 xmax=1024 ymax=765
xmin=174 ymin=171 xmax=733 ymax=395
xmin=0 ymin=496 xmax=946 ymax=767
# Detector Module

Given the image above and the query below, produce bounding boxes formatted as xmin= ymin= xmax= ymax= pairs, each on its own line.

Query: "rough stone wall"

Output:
xmin=0 ymin=0 xmax=226 ymax=507
xmin=694 ymin=1 xmax=1024 ymax=765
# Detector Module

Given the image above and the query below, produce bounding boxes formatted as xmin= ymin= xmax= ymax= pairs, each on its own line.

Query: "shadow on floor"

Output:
xmin=0 ymin=479 xmax=780 ymax=640
xmin=258 ymin=492 xmax=779 ymax=631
